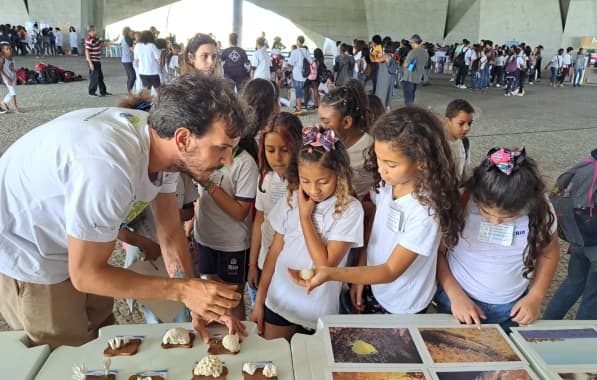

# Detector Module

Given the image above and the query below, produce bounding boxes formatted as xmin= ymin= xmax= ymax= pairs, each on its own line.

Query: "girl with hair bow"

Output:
xmin=250 ymin=125 xmax=364 ymax=341
xmin=434 ymin=146 xmax=559 ymax=329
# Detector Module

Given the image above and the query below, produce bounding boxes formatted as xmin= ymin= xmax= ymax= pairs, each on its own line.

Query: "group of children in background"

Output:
xmin=117 ymin=74 xmax=568 ymax=342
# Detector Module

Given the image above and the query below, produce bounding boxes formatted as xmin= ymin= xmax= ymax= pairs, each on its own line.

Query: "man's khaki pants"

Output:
xmin=0 ymin=272 xmax=114 ymax=350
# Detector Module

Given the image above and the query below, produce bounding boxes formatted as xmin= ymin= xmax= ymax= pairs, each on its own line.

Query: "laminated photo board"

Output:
xmin=511 ymin=325 xmax=597 ymax=380
xmin=429 ymin=364 xmax=540 ymax=380
xmin=415 ymin=325 xmax=525 ymax=366
xmin=329 ymin=367 xmax=431 ymax=380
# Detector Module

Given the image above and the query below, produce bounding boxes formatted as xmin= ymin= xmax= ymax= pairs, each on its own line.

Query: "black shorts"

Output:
xmin=263 ymin=305 xmax=314 ymax=335
xmin=195 ymin=242 xmax=248 ymax=284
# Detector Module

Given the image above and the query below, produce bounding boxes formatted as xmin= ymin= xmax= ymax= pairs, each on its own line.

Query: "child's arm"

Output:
xmin=511 ymin=232 xmax=560 ymax=324
xmin=248 ymin=210 xmax=265 ymax=290
xmin=298 ymin=190 xmax=352 ymax=267
xmin=202 ymin=181 xmax=253 ymax=221
xmin=436 ymin=250 xmax=486 ymax=327
xmin=117 ymin=228 xmax=162 ymax=261
xmin=249 ymin=232 xmax=284 ymax=335
xmin=350 ymin=197 xmax=376 ymax=311
xmin=289 ymin=242 xmax=419 ymax=293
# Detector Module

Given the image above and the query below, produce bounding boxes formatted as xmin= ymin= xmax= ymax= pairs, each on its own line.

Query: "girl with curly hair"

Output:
xmin=250 ymin=125 xmax=364 ymax=341
xmin=288 ymin=107 xmax=465 ymax=316
xmin=435 ymin=147 xmax=559 ymax=328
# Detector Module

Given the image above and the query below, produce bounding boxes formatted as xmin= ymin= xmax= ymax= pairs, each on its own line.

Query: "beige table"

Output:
xmin=0 ymin=331 xmax=50 ymax=380
xmin=34 ymin=321 xmax=293 ymax=380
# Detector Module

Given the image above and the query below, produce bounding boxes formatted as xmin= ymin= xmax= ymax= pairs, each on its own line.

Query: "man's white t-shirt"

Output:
xmin=252 ymin=47 xmax=272 ymax=80
xmin=347 ymin=133 xmax=375 ymax=198
xmin=288 ymin=47 xmax=310 ymax=82
xmin=134 ymin=42 xmax=161 ymax=75
xmin=194 ymin=150 xmax=258 ymax=252
xmin=368 ymin=184 xmax=441 ymax=313
xmin=0 ymin=108 xmax=178 ymax=284
xmin=447 ymin=199 xmax=557 ymax=304
xmin=266 ymin=192 xmax=364 ymax=329
xmin=464 ymin=47 xmax=473 ymax=66
xmin=254 ymin=171 xmax=288 ymax=269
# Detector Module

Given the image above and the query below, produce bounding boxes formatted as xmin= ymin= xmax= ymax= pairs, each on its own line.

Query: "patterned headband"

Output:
xmin=302 ymin=125 xmax=336 ymax=152
xmin=487 ymin=147 xmax=526 ymax=175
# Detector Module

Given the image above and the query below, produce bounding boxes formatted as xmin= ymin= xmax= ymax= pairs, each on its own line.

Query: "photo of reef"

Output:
xmin=332 ymin=372 xmax=427 ymax=380
xmin=329 ymin=327 xmax=422 ymax=364
xmin=419 ymin=327 xmax=520 ymax=363
xmin=436 ymin=369 xmax=533 ymax=380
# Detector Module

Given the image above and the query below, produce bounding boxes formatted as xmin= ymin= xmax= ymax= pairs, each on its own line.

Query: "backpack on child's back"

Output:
xmin=549 ymin=149 xmax=597 ymax=247
xmin=505 ymin=56 xmax=518 ymax=74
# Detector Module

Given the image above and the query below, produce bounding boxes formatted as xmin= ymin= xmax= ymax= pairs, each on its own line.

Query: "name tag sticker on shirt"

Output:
xmin=478 ymin=221 xmax=515 ymax=246
xmin=387 ymin=202 xmax=404 ymax=232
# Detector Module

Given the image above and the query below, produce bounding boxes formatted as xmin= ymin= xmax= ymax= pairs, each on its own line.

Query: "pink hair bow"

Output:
xmin=488 ymin=147 xmax=525 ymax=175
xmin=302 ymin=125 xmax=337 ymax=152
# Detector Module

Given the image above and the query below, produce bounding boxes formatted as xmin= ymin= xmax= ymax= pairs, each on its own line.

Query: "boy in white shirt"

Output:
xmin=443 ymin=99 xmax=474 ymax=181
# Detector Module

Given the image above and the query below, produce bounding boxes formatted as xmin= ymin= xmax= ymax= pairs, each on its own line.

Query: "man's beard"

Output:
xmin=172 ymin=158 xmax=221 ymax=183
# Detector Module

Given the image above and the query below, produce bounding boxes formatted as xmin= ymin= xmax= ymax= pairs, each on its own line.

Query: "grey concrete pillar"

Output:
xmin=233 ymin=0 xmax=243 ymax=46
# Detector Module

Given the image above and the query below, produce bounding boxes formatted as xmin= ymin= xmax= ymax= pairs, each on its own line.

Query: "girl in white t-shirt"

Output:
xmin=288 ymin=107 xmax=464 ymax=315
xmin=435 ymin=147 xmax=559 ymax=329
xmin=248 ymin=112 xmax=303 ymax=305
xmin=250 ymin=126 xmax=364 ymax=341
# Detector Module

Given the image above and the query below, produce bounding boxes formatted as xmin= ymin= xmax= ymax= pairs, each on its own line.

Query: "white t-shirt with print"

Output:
xmin=194 ymin=150 xmax=258 ymax=252
xmin=266 ymin=192 xmax=364 ymax=329
xmin=0 ymin=108 xmax=178 ymax=284
xmin=368 ymin=184 xmax=441 ymax=313
xmin=134 ymin=42 xmax=161 ymax=75
xmin=348 ymin=133 xmax=375 ymax=199
xmin=447 ymin=199 xmax=557 ymax=304
xmin=562 ymin=53 xmax=572 ymax=66
xmin=255 ymin=171 xmax=288 ymax=269
xmin=128 ymin=173 xmax=199 ymax=240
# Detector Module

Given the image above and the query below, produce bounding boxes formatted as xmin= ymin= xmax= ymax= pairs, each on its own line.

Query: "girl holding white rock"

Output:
xmin=288 ymin=107 xmax=465 ymax=315
xmin=250 ymin=125 xmax=364 ymax=341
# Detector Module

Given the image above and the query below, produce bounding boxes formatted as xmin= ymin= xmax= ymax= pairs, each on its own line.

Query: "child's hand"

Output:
xmin=140 ymin=240 xmax=161 ymax=261
xmin=350 ymin=284 xmax=365 ymax=312
xmin=450 ymin=292 xmax=487 ymax=328
xmin=247 ymin=266 xmax=259 ymax=290
xmin=510 ymin=293 xmax=542 ymax=325
xmin=217 ymin=314 xmax=248 ymax=340
xmin=191 ymin=311 xmax=210 ymax=343
xmin=249 ymin=303 xmax=264 ymax=335
xmin=286 ymin=267 xmax=330 ymax=294
xmin=297 ymin=188 xmax=316 ymax=219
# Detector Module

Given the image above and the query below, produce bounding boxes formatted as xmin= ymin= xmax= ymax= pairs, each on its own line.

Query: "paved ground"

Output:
xmin=1 ymin=55 xmax=595 ymax=332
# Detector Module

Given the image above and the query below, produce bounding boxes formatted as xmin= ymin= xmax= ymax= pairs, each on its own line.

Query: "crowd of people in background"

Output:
xmin=0 ymin=22 xmax=80 ymax=58
xmin=1 ymin=18 xmax=596 ymax=353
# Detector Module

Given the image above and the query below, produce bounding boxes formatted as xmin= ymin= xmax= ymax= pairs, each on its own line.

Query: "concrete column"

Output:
xmin=233 ymin=0 xmax=243 ymax=46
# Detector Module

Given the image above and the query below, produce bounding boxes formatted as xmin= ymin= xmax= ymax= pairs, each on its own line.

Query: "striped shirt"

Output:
xmin=85 ymin=35 xmax=102 ymax=62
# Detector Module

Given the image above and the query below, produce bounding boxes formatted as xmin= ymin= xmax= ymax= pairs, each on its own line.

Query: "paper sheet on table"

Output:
xmin=128 ymin=257 xmax=186 ymax=323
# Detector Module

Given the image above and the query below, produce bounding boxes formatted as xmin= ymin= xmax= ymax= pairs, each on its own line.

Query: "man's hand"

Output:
xmin=182 ymin=279 xmax=241 ymax=322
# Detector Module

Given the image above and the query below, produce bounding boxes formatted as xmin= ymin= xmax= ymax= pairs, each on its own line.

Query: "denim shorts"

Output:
xmin=434 ymin=286 xmax=524 ymax=330
xmin=293 ymin=79 xmax=305 ymax=98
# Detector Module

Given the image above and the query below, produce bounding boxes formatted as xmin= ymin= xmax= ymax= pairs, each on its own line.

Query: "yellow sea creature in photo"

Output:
xmin=348 ymin=339 xmax=378 ymax=355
